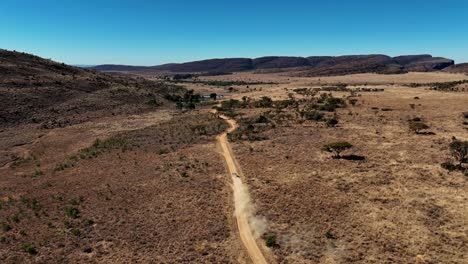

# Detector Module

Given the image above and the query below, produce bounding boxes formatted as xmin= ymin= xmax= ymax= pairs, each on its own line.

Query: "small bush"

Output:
xmin=265 ymin=235 xmax=277 ymax=248
xmin=10 ymin=214 xmax=20 ymax=223
xmin=83 ymin=219 xmax=95 ymax=227
xmin=22 ymin=244 xmax=38 ymax=255
xmin=71 ymin=228 xmax=81 ymax=236
xmin=449 ymin=140 xmax=468 ymax=166
xmin=325 ymin=231 xmax=336 ymax=239
xmin=303 ymin=110 xmax=323 ymax=121
xmin=146 ymin=98 xmax=160 ymax=107
xmin=66 ymin=207 xmax=80 ymax=219
xmin=326 ymin=118 xmax=339 ymax=127
xmin=1 ymin=221 xmax=12 ymax=232
xmin=441 ymin=162 xmax=461 ymax=172
xmin=349 ymin=98 xmax=358 ymax=106
xmin=409 ymin=120 xmax=430 ymax=134
xmin=158 ymin=148 xmax=169 ymax=155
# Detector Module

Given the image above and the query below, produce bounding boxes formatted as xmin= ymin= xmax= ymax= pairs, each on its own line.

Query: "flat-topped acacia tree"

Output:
xmin=322 ymin=141 xmax=353 ymax=159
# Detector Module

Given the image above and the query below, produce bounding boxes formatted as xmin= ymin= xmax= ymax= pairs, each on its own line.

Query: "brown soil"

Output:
xmin=0 ymin=112 xmax=245 ymax=263
xmin=226 ymin=83 xmax=467 ymax=263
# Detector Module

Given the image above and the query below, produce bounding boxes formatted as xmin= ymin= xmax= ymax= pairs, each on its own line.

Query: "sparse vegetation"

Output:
xmin=79 ymin=137 xmax=130 ymax=160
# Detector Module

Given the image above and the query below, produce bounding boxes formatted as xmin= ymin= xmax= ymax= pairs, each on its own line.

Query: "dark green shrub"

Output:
xmin=325 ymin=231 xmax=336 ymax=239
xmin=66 ymin=207 xmax=80 ymax=219
xmin=22 ymin=244 xmax=38 ymax=255
xmin=71 ymin=228 xmax=81 ymax=236
xmin=303 ymin=110 xmax=323 ymax=121
xmin=146 ymin=98 xmax=160 ymax=107
xmin=158 ymin=148 xmax=169 ymax=155
xmin=441 ymin=162 xmax=460 ymax=172
xmin=1 ymin=222 xmax=12 ymax=232
xmin=318 ymin=104 xmax=337 ymax=112
xmin=265 ymin=235 xmax=277 ymax=248
xmin=326 ymin=118 xmax=339 ymax=127
xmin=254 ymin=96 xmax=273 ymax=108
xmin=10 ymin=214 xmax=20 ymax=223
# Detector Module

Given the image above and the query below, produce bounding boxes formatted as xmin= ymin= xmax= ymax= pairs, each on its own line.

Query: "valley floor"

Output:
xmin=1 ymin=71 xmax=467 ymax=263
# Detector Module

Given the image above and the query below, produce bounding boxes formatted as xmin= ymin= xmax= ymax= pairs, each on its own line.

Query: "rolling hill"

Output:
xmin=0 ymin=49 xmax=179 ymax=128
xmin=91 ymin=54 xmax=455 ymax=76
xmin=443 ymin=63 xmax=468 ymax=74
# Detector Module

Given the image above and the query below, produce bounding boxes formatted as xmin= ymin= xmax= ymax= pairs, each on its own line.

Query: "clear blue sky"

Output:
xmin=1 ymin=0 xmax=467 ymax=65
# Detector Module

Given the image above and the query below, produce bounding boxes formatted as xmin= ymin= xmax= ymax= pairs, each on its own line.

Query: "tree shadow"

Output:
xmin=341 ymin=155 xmax=366 ymax=161
xmin=416 ymin=131 xmax=436 ymax=135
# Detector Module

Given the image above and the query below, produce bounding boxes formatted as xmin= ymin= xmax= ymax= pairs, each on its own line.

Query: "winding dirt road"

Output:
xmin=216 ymin=114 xmax=268 ymax=264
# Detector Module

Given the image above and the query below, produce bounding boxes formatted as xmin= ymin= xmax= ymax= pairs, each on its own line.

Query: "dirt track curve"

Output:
xmin=216 ymin=114 xmax=268 ymax=264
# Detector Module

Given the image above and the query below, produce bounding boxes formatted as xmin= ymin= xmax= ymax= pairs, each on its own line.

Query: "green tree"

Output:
xmin=322 ymin=141 xmax=353 ymax=158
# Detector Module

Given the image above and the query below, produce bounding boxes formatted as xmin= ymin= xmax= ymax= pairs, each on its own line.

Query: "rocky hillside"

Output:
xmin=443 ymin=63 xmax=468 ymax=74
xmin=0 ymin=49 xmax=179 ymax=128
xmin=92 ymin=54 xmax=455 ymax=76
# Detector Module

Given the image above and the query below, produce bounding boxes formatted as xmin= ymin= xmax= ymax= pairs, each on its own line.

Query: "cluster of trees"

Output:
xmin=164 ymin=89 xmax=201 ymax=109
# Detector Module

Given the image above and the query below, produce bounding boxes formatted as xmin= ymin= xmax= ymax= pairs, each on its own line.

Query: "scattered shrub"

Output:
xmin=265 ymin=235 xmax=278 ymax=248
xmin=441 ymin=162 xmax=461 ymax=172
xmin=146 ymin=98 xmax=160 ymax=107
xmin=1 ymin=221 xmax=12 ymax=232
xmin=158 ymin=148 xmax=169 ymax=155
xmin=10 ymin=214 xmax=20 ymax=223
xmin=66 ymin=207 xmax=80 ymax=219
xmin=326 ymin=118 xmax=339 ymax=127
xmin=409 ymin=120 xmax=430 ymax=134
xmin=325 ymin=231 xmax=336 ymax=239
xmin=22 ymin=244 xmax=38 ymax=255
xmin=303 ymin=110 xmax=324 ymax=121
xmin=449 ymin=139 xmax=468 ymax=166
xmin=78 ymin=137 xmax=130 ymax=160
xmin=71 ymin=228 xmax=81 ymax=236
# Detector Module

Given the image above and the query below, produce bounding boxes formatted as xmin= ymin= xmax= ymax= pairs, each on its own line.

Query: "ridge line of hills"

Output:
xmin=91 ymin=54 xmax=458 ymax=75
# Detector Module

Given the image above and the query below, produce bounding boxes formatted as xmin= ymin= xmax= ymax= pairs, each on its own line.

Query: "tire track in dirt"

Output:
xmin=216 ymin=113 xmax=269 ymax=264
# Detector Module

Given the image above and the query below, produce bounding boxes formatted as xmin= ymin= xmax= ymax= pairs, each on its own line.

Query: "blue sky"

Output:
xmin=1 ymin=0 xmax=467 ymax=65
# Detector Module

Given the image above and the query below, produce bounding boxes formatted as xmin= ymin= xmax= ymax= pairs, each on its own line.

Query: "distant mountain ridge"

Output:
xmin=92 ymin=54 xmax=455 ymax=76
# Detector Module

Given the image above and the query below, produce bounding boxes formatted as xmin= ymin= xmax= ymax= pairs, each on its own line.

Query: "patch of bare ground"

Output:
xmin=227 ymin=85 xmax=467 ymax=263
xmin=0 ymin=112 xmax=242 ymax=263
